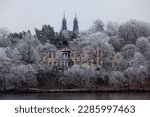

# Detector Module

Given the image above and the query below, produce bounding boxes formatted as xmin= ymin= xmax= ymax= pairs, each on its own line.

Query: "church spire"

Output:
xmin=73 ymin=13 xmax=79 ymax=33
xmin=75 ymin=12 xmax=76 ymax=18
xmin=63 ymin=10 xmax=65 ymax=18
xmin=61 ymin=11 xmax=67 ymax=32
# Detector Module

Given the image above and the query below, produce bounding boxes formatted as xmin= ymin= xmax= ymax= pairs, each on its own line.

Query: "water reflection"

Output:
xmin=0 ymin=93 xmax=150 ymax=100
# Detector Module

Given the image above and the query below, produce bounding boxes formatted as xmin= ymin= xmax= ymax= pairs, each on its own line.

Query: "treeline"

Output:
xmin=0 ymin=19 xmax=150 ymax=91
xmin=9 ymin=25 xmax=77 ymax=48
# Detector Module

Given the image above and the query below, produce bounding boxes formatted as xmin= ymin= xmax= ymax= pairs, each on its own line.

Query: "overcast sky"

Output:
xmin=0 ymin=0 xmax=150 ymax=33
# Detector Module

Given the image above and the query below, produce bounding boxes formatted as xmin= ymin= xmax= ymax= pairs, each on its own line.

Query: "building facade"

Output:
xmin=41 ymin=48 xmax=103 ymax=69
xmin=41 ymin=49 xmax=124 ymax=69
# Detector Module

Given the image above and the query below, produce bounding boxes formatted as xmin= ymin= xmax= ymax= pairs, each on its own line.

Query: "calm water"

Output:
xmin=0 ymin=93 xmax=150 ymax=100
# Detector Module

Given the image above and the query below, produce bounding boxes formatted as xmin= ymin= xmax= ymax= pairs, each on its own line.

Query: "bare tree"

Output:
xmin=119 ymin=20 xmax=150 ymax=44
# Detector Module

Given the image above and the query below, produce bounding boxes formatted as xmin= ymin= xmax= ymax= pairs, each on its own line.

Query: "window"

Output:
xmin=53 ymin=62 xmax=56 ymax=66
xmin=77 ymin=61 xmax=80 ymax=64
xmin=65 ymin=53 xmax=67 ymax=58
xmin=57 ymin=62 xmax=60 ymax=66
xmin=66 ymin=62 xmax=68 ymax=67
xmin=53 ymin=52 xmax=56 ymax=58
xmin=68 ymin=53 xmax=70 ymax=58
xmin=71 ymin=61 xmax=74 ymax=65
xmin=49 ymin=53 xmax=52 ymax=58
xmin=66 ymin=53 xmax=69 ymax=58
xmin=71 ymin=53 xmax=74 ymax=57
xmin=63 ymin=53 xmax=65 ymax=58
xmin=62 ymin=61 xmax=65 ymax=67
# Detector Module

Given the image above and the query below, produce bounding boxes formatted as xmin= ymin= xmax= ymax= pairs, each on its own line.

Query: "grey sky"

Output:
xmin=0 ymin=0 xmax=150 ymax=33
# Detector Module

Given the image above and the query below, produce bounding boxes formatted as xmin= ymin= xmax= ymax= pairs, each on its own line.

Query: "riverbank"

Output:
xmin=1 ymin=88 xmax=150 ymax=94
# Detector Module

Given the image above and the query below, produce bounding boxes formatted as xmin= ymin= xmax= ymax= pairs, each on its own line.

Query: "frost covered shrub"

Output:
xmin=59 ymin=64 xmax=96 ymax=88
xmin=136 ymin=37 xmax=150 ymax=55
xmin=11 ymin=64 xmax=38 ymax=89
xmin=109 ymin=71 xmax=126 ymax=87
xmin=121 ymin=44 xmax=136 ymax=60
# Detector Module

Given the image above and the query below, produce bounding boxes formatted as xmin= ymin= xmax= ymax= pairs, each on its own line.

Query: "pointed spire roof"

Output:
xmin=75 ymin=12 xmax=76 ymax=18
xmin=74 ymin=11 xmax=77 ymax=20
xmin=61 ymin=10 xmax=67 ymax=31
xmin=73 ymin=13 xmax=79 ymax=33
xmin=63 ymin=10 xmax=66 ymax=19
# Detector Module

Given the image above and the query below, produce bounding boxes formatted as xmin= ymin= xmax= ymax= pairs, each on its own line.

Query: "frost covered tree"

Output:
xmin=71 ymin=32 xmax=115 ymax=69
xmin=85 ymin=33 xmax=108 ymax=64
xmin=121 ymin=44 xmax=136 ymax=60
xmin=129 ymin=52 xmax=147 ymax=87
xmin=17 ymin=32 xmax=40 ymax=64
xmin=124 ymin=66 xmax=148 ymax=89
xmin=136 ymin=37 xmax=150 ymax=54
xmin=59 ymin=64 xmax=96 ymax=88
xmin=11 ymin=64 xmax=38 ymax=90
xmin=35 ymin=25 xmax=55 ymax=44
xmin=89 ymin=20 xmax=104 ymax=33
xmin=130 ymin=52 xmax=147 ymax=68
xmin=0 ymin=47 xmax=38 ymax=90
xmin=38 ymin=42 xmax=56 ymax=53
xmin=110 ymin=71 xmax=125 ymax=87
xmin=94 ymin=65 xmax=109 ymax=85
xmin=120 ymin=44 xmax=137 ymax=70
xmin=136 ymin=37 xmax=150 ymax=73
xmin=0 ymin=28 xmax=12 ymax=47
xmin=136 ymin=65 xmax=148 ymax=88
xmin=109 ymin=36 xmax=125 ymax=52
xmin=119 ymin=20 xmax=150 ymax=44
xmin=124 ymin=67 xmax=136 ymax=89
xmin=80 ymin=32 xmax=114 ymax=68
xmin=6 ymin=47 xmax=22 ymax=64
xmin=0 ymin=48 xmax=12 ymax=90
xmin=106 ymin=21 xmax=119 ymax=36
xmin=8 ymin=32 xmax=23 ymax=45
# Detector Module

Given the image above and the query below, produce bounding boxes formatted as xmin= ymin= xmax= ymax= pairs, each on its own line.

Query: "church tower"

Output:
xmin=61 ymin=12 xmax=67 ymax=32
xmin=73 ymin=13 xmax=79 ymax=33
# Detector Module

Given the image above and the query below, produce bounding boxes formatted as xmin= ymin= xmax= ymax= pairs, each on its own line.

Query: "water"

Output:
xmin=0 ymin=93 xmax=150 ymax=100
